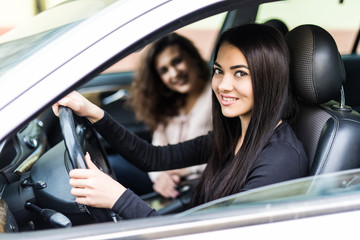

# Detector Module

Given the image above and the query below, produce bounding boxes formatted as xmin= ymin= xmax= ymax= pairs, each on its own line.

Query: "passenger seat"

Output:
xmin=286 ymin=24 xmax=360 ymax=175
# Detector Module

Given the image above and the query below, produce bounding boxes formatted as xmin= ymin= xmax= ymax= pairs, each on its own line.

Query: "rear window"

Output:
xmin=256 ymin=0 xmax=360 ymax=54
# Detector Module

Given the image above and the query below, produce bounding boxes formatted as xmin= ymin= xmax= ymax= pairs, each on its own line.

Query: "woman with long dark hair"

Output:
xmin=53 ymin=23 xmax=308 ymax=219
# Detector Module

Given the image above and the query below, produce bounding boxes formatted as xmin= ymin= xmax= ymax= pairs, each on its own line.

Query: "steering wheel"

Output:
xmin=58 ymin=106 xmax=115 ymax=223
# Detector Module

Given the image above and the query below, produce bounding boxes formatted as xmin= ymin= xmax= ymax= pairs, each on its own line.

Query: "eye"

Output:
xmin=158 ymin=67 xmax=168 ymax=75
xmin=213 ymin=68 xmax=223 ymax=75
xmin=172 ymin=56 xmax=183 ymax=66
xmin=235 ymin=70 xmax=248 ymax=77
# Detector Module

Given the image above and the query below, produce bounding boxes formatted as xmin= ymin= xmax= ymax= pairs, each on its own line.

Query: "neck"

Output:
xmin=184 ymin=81 xmax=206 ymax=114
xmin=235 ymin=115 xmax=251 ymax=154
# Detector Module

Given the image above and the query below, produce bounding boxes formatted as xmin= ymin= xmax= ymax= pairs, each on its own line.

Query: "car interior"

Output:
xmin=0 ymin=0 xmax=360 ymax=234
xmin=286 ymin=24 xmax=360 ymax=176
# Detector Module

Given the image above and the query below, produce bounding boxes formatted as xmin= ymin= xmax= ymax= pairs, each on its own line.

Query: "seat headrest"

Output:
xmin=286 ymin=25 xmax=346 ymax=104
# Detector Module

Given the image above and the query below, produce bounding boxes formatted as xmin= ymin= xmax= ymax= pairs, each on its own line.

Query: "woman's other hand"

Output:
xmin=52 ymin=91 xmax=104 ymax=123
xmin=153 ymin=169 xmax=188 ymax=199
xmin=69 ymin=153 xmax=126 ymax=209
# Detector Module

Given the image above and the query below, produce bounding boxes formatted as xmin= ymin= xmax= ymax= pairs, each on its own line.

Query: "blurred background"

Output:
xmin=0 ymin=0 xmax=64 ymax=35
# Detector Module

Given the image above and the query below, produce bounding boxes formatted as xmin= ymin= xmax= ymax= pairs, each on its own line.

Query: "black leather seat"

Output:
xmin=286 ymin=25 xmax=360 ymax=176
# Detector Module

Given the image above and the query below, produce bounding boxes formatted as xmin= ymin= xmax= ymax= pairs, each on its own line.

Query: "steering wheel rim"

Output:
xmin=58 ymin=106 xmax=87 ymax=169
xmin=58 ymin=106 xmax=114 ymax=223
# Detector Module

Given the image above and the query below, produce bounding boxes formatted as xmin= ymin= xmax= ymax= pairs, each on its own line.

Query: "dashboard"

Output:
xmin=0 ymin=109 xmax=114 ymax=231
xmin=0 ymin=118 xmax=47 ymax=185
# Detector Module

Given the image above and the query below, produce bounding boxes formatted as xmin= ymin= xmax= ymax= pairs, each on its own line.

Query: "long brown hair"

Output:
xmin=191 ymin=24 xmax=294 ymax=206
xmin=130 ymin=33 xmax=210 ymax=131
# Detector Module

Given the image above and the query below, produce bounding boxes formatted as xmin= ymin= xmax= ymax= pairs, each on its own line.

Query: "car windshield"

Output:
xmin=180 ymin=169 xmax=360 ymax=216
xmin=0 ymin=0 xmax=117 ymax=77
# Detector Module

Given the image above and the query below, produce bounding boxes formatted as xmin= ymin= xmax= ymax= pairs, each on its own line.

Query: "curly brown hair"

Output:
xmin=129 ymin=33 xmax=210 ymax=131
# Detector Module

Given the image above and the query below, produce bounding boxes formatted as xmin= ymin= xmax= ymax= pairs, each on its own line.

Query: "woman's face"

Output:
xmin=212 ymin=42 xmax=254 ymax=120
xmin=155 ymin=45 xmax=199 ymax=94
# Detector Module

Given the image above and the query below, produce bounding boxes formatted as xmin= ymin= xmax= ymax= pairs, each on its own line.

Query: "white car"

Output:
xmin=0 ymin=0 xmax=360 ymax=239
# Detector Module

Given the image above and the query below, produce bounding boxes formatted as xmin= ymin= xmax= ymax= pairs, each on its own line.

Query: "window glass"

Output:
xmin=181 ymin=169 xmax=360 ymax=217
xmin=256 ymin=0 xmax=360 ymax=54
xmin=0 ymin=0 xmax=118 ymax=76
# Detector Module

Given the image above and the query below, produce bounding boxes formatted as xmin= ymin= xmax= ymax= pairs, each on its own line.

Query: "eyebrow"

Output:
xmin=230 ymin=65 xmax=248 ymax=70
xmin=214 ymin=62 xmax=222 ymax=68
xmin=214 ymin=62 xmax=248 ymax=70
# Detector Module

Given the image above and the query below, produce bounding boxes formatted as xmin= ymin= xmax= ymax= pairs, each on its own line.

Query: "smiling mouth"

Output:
xmin=171 ymin=74 xmax=188 ymax=86
xmin=220 ymin=95 xmax=239 ymax=106
xmin=174 ymin=78 xmax=188 ymax=86
xmin=222 ymin=96 xmax=238 ymax=102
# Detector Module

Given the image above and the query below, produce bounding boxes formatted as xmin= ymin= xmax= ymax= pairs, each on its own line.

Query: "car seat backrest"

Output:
xmin=286 ymin=24 xmax=360 ymax=175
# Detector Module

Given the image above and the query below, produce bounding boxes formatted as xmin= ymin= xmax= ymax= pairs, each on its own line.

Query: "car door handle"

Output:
xmin=102 ymin=89 xmax=129 ymax=105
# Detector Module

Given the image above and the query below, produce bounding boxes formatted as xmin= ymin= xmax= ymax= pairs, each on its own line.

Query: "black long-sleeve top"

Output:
xmin=93 ymin=112 xmax=309 ymax=219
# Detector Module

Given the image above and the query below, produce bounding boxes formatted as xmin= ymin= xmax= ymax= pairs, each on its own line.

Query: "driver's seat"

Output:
xmin=286 ymin=25 xmax=360 ymax=175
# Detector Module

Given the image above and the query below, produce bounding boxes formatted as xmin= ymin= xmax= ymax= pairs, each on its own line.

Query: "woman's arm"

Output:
xmin=69 ymin=153 xmax=126 ymax=209
xmin=70 ymin=153 xmax=158 ymax=219
xmin=53 ymin=91 xmax=211 ymax=172
xmin=52 ymin=91 xmax=104 ymax=123
xmin=93 ymin=112 xmax=211 ymax=172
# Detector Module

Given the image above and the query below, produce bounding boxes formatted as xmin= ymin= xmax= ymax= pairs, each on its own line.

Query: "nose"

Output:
xmin=217 ymin=74 xmax=233 ymax=92
xmin=168 ymin=66 xmax=178 ymax=79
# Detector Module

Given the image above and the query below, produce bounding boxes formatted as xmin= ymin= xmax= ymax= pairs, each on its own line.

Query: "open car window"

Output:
xmin=104 ymin=12 xmax=227 ymax=73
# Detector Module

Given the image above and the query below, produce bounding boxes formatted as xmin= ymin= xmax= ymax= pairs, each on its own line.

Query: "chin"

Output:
xmin=174 ymin=86 xmax=191 ymax=94
xmin=221 ymin=111 xmax=239 ymax=118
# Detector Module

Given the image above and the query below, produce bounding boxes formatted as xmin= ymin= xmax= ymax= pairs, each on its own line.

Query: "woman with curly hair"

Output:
xmin=109 ymin=33 xmax=213 ymax=198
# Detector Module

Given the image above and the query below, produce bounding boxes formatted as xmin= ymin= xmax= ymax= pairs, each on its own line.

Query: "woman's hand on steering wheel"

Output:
xmin=69 ymin=153 xmax=126 ymax=209
xmin=54 ymin=91 xmax=121 ymax=222
xmin=52 ymin=91 xmax=104 ymax=124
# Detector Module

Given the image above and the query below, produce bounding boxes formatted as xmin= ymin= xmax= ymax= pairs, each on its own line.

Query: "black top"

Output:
xmin=93 ymin=112 xmax=309 ymax=219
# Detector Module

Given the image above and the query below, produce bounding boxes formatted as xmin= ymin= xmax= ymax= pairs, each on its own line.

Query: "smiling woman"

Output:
xmin=1 ymin=0 xmax=359 ymax=238
xmin=192 ymin=23 xmax=307 ymax=205
xmin=212 ymin=43 xmax=253 ymax=120
xmin=52 ymin=23 xmax=308 ymax=219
